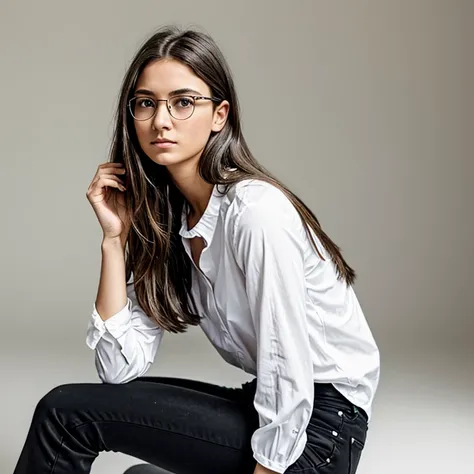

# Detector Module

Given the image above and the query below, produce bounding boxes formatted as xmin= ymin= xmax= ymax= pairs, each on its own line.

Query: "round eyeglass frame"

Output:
xmin=128 ymin=95 xmax=223 ymax=121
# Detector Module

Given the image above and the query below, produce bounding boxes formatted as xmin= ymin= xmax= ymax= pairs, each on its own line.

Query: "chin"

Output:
xmin=145 ymin=146 xmax=201 ymax=171
xmin=147 ymin=149 xmax=175 ymax=163
xmin=148 ymin=151 xmax=187 ymax=168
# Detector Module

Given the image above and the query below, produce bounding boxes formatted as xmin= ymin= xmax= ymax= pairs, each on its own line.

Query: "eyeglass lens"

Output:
xmin=130 ymin=96 xmax=196 ymax=120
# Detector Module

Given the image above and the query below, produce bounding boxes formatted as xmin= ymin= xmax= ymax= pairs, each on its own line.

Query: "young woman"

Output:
xmin=14 ymin=26 xmax=380 ymax=474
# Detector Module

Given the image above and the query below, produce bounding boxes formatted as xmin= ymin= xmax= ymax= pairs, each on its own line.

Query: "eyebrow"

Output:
xmin=134 ymin=88 xmax=204 ymax=97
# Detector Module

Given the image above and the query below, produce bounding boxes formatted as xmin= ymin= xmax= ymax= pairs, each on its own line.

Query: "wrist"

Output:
xmin=253 ymin=462 xmax=279 ymax=474
xmin=101 ymin=236 xmax=125 ymax=252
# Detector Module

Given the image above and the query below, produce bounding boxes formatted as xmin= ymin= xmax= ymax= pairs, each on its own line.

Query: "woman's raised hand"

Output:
xmin=86 ymin=163 xmax=130 ymax=244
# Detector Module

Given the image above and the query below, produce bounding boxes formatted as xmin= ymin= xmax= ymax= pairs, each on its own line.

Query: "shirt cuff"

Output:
xmin=253 ymin=453 xmax=286 ymax=474
xmin=86 ymin=299 xmax=132 ymax=349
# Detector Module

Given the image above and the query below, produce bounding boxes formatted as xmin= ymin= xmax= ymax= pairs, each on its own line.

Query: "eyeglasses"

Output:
xmin=128 ymin=95 xmax=222 ymax=121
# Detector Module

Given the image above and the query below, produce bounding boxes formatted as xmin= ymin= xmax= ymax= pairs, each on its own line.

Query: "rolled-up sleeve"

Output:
xmin=232 ymin=188 xmax=314 ymax=473
xmin=86 ymin=274 xmax=164 ymax=384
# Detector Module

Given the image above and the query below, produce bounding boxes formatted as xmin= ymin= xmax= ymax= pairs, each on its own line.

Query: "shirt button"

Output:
xmin=291 ymin=428 xmax=299 ymax=435
xmin=332 ymin=431 xmax=338 ymax=437
xmin=338 ymin=411 xmax=344 ymax=417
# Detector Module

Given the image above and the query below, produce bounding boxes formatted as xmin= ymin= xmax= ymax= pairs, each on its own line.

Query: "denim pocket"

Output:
xmin=348 ymin=436 xmax=365 ymax=474
xmin=286 ymin=404 xmax=345 ymax=473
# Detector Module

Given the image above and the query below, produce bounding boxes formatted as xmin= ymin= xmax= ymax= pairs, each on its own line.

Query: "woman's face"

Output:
xmin=132 ymin=58 xmax=229 ymax=175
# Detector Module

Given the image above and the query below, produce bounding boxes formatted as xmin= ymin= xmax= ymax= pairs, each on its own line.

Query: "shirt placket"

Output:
xmin=199 ymin=249 xmax=248 ymax=369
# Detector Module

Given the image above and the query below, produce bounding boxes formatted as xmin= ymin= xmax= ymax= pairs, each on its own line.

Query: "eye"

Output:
xmin=137 ymin=98 xmax=155 ymax=108
xmin=172 ymin=96 xmax=194 ymax=109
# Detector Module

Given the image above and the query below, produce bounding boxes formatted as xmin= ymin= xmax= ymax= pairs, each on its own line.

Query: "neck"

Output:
xmin=167 ymin=161 xmax=213 ymax=219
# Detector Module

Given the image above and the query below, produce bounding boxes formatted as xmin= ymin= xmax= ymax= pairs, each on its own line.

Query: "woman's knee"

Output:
xmin=33 ymin=383 xmax=88 ymax=423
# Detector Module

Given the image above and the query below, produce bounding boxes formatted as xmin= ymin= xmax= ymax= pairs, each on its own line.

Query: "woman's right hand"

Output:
xmin=86 ymin=163 xmax=130 ymax=243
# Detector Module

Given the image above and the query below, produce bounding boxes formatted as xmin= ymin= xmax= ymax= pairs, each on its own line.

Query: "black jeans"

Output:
xmin=13 ymin=376 xmax=368 ymax=474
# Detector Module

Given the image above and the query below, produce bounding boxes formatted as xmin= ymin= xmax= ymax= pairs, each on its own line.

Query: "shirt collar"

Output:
xmin=179 ymin=184 xmax=225 ymax=243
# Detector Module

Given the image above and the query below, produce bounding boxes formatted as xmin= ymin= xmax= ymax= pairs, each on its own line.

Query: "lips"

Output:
xmin=151 ymin=139 xmax=176 ymax=144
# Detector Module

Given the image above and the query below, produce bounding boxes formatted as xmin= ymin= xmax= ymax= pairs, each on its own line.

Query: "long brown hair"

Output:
xmin=108 ymin=26 xmax=356 ymax=333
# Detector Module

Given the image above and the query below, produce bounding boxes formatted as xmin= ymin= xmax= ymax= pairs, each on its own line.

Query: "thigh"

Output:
xmin=41 ymin=378 xmax=259 ymax=474
xmin=134 ymin=375 xmax=250 ymax=403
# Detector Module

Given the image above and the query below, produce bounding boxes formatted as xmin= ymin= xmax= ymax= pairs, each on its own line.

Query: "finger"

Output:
xmin=99 ymin=162 xmax=124 ymax=168
xmin=96 ymin=169 xmax=127 ymax=182
xmin=90 ymin=174 xmax=125 ymax=189
xmin=96 ymin=164 xmax=123 ymax=175
xmin=89 ymin=178 xmax=126 ymax=196
xmin=101 ymin=178 xmax=126 ymax=191
xmin=99 ymin=173 xmax=125 ymax=183
xmin=99 ymin=166 xmax=126 ymax=174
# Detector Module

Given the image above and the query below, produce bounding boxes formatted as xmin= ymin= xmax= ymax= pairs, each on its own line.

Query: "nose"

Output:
xmin=152 ymin=99 xmax=172 ymax=130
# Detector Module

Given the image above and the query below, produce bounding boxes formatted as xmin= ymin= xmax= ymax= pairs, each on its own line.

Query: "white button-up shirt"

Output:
xmin=86 ymin=179 xmax=380 ymax=474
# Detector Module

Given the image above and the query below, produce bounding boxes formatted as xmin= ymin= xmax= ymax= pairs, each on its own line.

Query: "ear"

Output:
xmin=211 ymin=100 xmax=230 ymax=132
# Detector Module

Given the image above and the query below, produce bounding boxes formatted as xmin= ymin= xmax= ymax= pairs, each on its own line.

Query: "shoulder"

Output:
xmin=228 ymin=178 xmax=284 ymax=201
xmin=225 ymin=179 xmax=303 ymax=235
xmin=228 ymin=179 xmax=295 ymax=213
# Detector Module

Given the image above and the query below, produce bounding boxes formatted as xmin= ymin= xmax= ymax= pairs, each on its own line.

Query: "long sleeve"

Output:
xmin=232 ymin=187 xmax=314 ymax=473
xmin=86 ymin=274 xmax=164 ymax=384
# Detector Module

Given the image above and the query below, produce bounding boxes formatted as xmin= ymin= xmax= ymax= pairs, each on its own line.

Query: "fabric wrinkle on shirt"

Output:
xmin=86 ymin=178 xmax=380 ymax=474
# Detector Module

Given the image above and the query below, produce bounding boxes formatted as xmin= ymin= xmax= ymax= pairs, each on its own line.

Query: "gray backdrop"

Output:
xmin=1 ymin=1 xmax=473 ymax=473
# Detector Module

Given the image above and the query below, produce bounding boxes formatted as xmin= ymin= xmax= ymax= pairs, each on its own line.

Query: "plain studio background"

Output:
xmin=1 ymin=1 xmax=473 ymax=473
